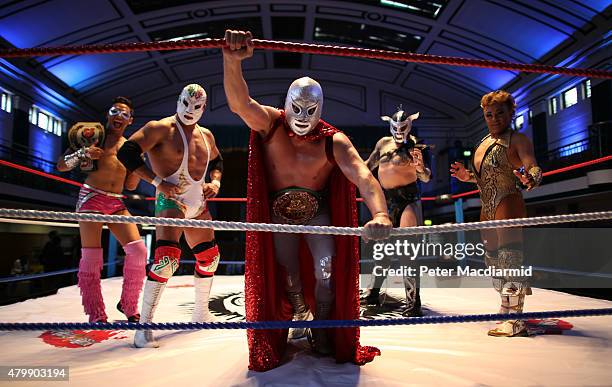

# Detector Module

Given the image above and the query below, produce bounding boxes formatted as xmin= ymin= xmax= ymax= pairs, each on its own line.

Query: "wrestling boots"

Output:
xmin=487 ymin=247 xmax=529 ymax=337
xmin=402 ymin=276 xmax=422 ymax=317
xmin=117 ymin=302 xmax=140 ymax=323
xmin=134 ymin=279 xmax=166 ymax=348
xmin=286 ymin=291 xmax=313 ymax=339
xmin=309 ymin=302 xmax=333 ymax=355
xmin=192 ymin=276 xmax=216 ymax=322
xmin=361 ymin=255 xmax=391 ymax=306
xmin=362 ymin=287 xmax=382 ymax=306
xmin=78 ymin=248 xmax=107 ymax=323
xmin=117 ymin=240 xmax=147 ymax=323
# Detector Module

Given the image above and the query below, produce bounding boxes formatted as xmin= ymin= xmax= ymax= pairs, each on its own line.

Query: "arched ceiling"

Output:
xmin=0 ymin=0 xmax=610 ymax=138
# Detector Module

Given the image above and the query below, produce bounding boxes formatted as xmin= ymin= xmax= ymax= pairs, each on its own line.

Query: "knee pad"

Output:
xmin=315 ymin=255 xmax=333 ymax=292
xmin=316 ymin=255 xmax=333 ymax=281
xmin=192 ymin=240 xmax=220 ymax=277
xmin=149 ymin=240 xmax=181 ymax=283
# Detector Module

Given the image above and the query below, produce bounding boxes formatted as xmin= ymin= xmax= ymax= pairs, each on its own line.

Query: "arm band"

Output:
xmin=417 ymin=168 xmax=431 ymax=183
xmin=152 ymin=176 xmax=163 ymax=187
xmin=209 ymin=155 xmax=224 ymax=173
xmin=528 ymin=166 xmax=542 ymax=187
xmin=117 ymin=140 xmax=145 ymax=172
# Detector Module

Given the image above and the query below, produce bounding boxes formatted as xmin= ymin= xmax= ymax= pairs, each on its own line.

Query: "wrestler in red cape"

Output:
xmin=223 ymin=29 xmax=392 ymax=371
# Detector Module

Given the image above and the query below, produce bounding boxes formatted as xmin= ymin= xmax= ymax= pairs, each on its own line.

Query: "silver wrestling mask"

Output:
xmin=381 ymin=108 xmax=420 ymax=143
xmin=176 ymin=84 xmax=207 ymax=126
xmin=284 ymin=77 xmax=323 ymax=136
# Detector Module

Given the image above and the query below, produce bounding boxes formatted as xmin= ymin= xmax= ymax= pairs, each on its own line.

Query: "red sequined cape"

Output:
xmin=244 ymin=113 xmax=380 ymax=371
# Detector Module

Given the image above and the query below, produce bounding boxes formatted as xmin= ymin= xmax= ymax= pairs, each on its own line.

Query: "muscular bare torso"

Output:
xmin=376 ymin=137 xmax=417 ymax=189
xmin=262 ymin=124 xmax=334 ymax=192
xmin=84 ymin=135 xmax=129 ymax=193
xmin=148 ymin=116 xmax=212 ymax=180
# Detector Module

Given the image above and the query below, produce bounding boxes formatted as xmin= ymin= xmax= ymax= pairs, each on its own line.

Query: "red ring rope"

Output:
xmin=0 ymin=38 xmax=610 ymax=79
xmin=2 ymin=155 xmax=610 ymax=202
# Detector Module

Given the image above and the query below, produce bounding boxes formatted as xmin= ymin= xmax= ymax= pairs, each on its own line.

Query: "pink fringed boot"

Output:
xmin=78 ymin=248 xmax=107 ymax=322
xmin=117 ymin=240 xmax=147 ymax=322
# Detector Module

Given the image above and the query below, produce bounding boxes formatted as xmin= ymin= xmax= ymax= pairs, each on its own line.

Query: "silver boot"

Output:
xmin=286 ymin=292 xmax=313 ymax=339
xmin=488 ymin=248 xmax=529 ymax=337
xmin=134 ymin=279 xmax=166 ymax=348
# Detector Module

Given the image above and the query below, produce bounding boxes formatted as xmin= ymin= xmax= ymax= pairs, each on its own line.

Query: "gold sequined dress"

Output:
xmin=471 ymin=130 xmax=521 ymax=220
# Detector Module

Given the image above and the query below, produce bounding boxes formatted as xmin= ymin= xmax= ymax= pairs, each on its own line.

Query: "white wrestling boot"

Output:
xmin=192 ymin=276 xmax=216 ymax=322
xmin=134 ymin=280 xmax=166 ymax=348
xmin=286 ymin=292 xmax=313 ymax=339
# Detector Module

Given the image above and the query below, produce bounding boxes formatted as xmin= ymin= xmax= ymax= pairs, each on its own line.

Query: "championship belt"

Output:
xmin=272 ymin=189 xmax=321 ymax=224
xmin=68 ymin=122 xmax=105 ymax=172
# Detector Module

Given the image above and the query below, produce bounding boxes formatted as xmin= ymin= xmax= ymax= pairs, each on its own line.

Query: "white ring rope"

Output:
xmin=0 ymin=208 xmax=611 ymax=236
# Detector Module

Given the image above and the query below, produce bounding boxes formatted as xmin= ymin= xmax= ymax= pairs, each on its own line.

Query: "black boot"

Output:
xmin=309 ymin=302 xmax=333 ymax=355
xmin=402 ymin=277 xmax=422 ymax=317
xmin=117 ymin=301 xmax=140 ymax=323
xmin=361 ymin=287 xmax=381 ymax=305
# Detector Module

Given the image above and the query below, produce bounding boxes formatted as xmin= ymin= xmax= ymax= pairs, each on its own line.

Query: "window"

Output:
xmin=584 ymin=79 xmax=591 ymax=99
xmin=514 ymin=114 xmax=524 ymax=130
xmin=38 ymin=111 xmax=49 ymax=130
xmin=528 ymin=110 xmax=533 ymax=124
xmin=29 ymin=105 xmax=65 ymax=136
xmin=562 ymin=87 xmax=578 ymax=109
xmin=0 ymin=89 xmax=12 ymax=113
xmin=549 ymin=97 xmax=558 ymax=115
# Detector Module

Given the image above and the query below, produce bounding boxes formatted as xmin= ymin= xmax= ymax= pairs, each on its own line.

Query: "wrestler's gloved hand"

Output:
xmin=363 ymin=213 xmax=393 ymax=241
xmin=202 ymin=182 xmax=219 ymax=199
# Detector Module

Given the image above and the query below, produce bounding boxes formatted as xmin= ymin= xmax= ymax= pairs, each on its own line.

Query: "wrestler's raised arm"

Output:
xmin=117 ymin=121 xmax=178 ymax=196
xmin=365 ymin=138 xmax=384 ymax=171
xmin=512 ymin=132 xmax=541 ymax=190
xmin=223 ymin=29 xmax=280 ymax=135
xmin=332 ymin=132 xmax=392 ymax=240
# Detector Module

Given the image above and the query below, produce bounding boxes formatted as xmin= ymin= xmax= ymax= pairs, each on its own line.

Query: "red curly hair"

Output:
xmin=480 ymin=90 xmax=516 ymax=114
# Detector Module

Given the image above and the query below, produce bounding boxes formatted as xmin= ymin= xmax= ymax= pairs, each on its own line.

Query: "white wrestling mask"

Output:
xmin=284 ymin=77 xmax=323 ymax=136
xmin=381 ymin=108 xmax=419 ymax=143
xmin=176 ymin=84 xmax=207 ymax=126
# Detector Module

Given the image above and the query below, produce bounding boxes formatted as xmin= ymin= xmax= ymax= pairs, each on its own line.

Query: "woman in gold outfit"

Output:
xmin=451 ymin=90 xmax=542 ymax=337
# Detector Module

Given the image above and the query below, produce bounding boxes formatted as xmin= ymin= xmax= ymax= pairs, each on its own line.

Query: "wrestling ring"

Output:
xmin=0 ymin=36 xmax=611 ymax=385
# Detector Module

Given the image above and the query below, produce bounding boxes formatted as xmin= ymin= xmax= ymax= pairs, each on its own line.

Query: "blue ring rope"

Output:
xmin=1 ymin=308 xmax=611 ymax=331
